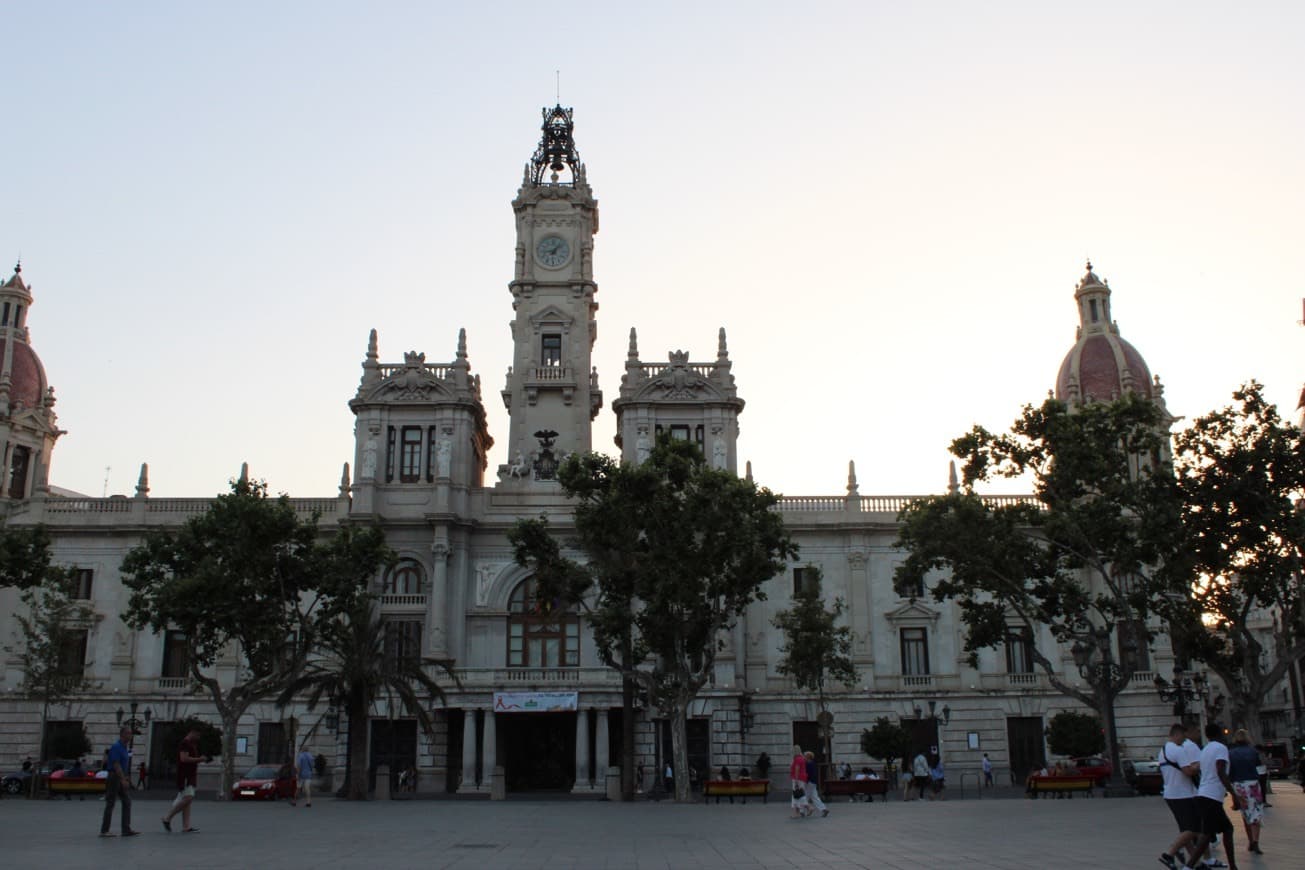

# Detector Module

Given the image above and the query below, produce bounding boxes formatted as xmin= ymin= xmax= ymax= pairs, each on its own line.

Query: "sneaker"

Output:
xmin=123 ymin=831 xmax=141 ymax=837
xmin=160 ymin=818 xmax=171 ymax=833
xmin=99 ymin=832 xmax=116 ymax=838
xmin=1203 ymin=861 xmax=1227 ymax=869
xmin=821 ymin=809 xmax=829 ymax=817
xmin=1159 ymin=854 xmax=1179 ymax=870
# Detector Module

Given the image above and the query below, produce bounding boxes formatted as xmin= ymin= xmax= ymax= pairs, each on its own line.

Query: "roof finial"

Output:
xmin=340 ymin=462 xmax=352 ymax=496
xmin=627 ymin=327 xmax=639 ymax=359
xmin=366 ymin=328 xmax=378 ymax=361
xmin=238 ymin=462 xmax=250 ymax=485
xmin=136 ymin=463 xmax=150 ymax=498
xmin=846 ymin=460 xmax=858 ymax=496
xmin=457 ymin=327 xmax=467 ymax=359
xmin=745 ymin=460 xmax=753 ymax=483
xmin=947 ymin=460 xmax=960 ymax=495
xmin=12 ymin=259 xmax=20 ymax=275
xmin=717 ymin=327 xmax=728 ymax=360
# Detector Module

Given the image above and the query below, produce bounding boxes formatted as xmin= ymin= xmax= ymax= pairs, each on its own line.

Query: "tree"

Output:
xmin=894 ymin=393 xmax=1182 ymax=791
xmin=773 ymin=564 xmax=857 ymax=763
xmin=1045 ymin=710 xmax=1105 ymax=758
xmin=277 ymin=600 xmax=456 ymax=800
xmin=47 ymin=723 xmax=92 ymax=761
xmin=162 ymin=718 xmax=223 ymax=763
xmin=4 ymin=563 xmax=92 ymax=771
xmin=510 ymin=437 xmax=797 ymax=803
xmin=121 ymin=476 xmax=390 ymax=797
xmin=860 ymin=717 xmax=911 ymax=768
xmin=1158 ymin=382 xmax=1305 ymax=742
xmin=0 ymin=525 xmax=64 ymax=590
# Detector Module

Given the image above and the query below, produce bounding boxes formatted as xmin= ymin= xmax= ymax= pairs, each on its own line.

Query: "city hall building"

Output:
xmin=0 ymin=107 xmax=1191 ymax=795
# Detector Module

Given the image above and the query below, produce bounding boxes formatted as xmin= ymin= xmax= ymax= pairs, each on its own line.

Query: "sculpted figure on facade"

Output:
xmin=635 ymin=427 xmax=651 ymax=464
xmin=475 ymin=562 xmax=499 ymax=607
xmin=361 ymin=433 xmax=379 ymax=479
xmin=436 ymin=437 xmax=452 ymax=478
xmin=711 ymin=428 xmax=727 ymax=470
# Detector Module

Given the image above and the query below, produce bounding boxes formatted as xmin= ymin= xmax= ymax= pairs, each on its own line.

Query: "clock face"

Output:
xmin=535 ymin=235 xmax=571 ymax=268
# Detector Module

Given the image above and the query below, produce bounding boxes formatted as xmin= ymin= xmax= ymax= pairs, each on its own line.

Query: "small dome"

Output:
xmin=0 ymin=338 xmax=49 ymax=410
xmin=1055 ymin=332 xmax=1153 ymax=403
xmin=1054 ymin=262 xmax=1155 ymax=404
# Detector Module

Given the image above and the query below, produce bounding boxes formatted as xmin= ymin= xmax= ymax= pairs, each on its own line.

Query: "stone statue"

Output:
xmin=475 ymin=563 xmax=497 ymax=607
xmin=436 ymin=439 xmax=452 ymax=478
xmin=712 ymin=438 xmax=727 ymax=470
xmin=636 ymin=428 xmax=651 ymax=464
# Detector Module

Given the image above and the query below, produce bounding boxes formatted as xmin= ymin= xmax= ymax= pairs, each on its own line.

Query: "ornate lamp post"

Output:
xmin=1153 ymin=667 xmax=1209 ymax=727
xmin=1070 ymin=629 xmax=1130 ymax=796
xmin=115 ymin=701 xmax=152 ymax=735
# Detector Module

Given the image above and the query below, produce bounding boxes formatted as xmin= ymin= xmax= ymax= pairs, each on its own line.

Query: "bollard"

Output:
xmin=491 ymin=765 xmax=506 ymax=800
xmin=375 ymin=765 xmax=391 ymax=800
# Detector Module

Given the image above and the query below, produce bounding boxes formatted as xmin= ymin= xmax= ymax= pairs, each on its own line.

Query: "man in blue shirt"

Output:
xmin=100 ymin=726 xmax=140 ymax=837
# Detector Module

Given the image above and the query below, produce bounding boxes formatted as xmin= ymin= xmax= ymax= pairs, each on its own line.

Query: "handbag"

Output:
xmin=791 ymin=784 xmax=805 ymax=800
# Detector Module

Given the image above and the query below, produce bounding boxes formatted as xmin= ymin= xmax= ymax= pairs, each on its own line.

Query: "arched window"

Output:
xmin=385 ymin=561 xmax=425 ymax=596
xmin=507 ymin=579 xmax=579 ymax=668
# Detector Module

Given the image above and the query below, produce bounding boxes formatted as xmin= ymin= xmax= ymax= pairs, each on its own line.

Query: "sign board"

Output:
xmin=492 ymin=691 xmax=578 ymax=713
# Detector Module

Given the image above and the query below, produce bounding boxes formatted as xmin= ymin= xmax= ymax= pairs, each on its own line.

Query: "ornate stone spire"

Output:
xmin=628 ymin=327 xmax=639 ymax=359
xmin=717 ymin=327 xmax=729 ymax=361
xmin=745 ymin=460 xmax=753 ymax=483
xmin=135 ymin=463 xmax=150 ymax=498
xmin=846 ymin=460 xmax=859 ymax=496
xmin=359 ymin=328 xmax=381 ymax=391
xmin=457 ymin=327 xmax=468 ymax=360
xmin=339 ymin=462 xmax=351 ymax=497
xmin=947 ymin=461 xmax=960 ymax=495
xmin=238 ymin=462 xmax=249 ymax=485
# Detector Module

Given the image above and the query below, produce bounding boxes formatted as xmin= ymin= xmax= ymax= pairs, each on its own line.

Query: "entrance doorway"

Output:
xmin=659 ymin=718 xmax=711 ymax=791
xmin=369 ymin=720 xmax=417 ymax=793
xmin=1006 ymin=716 xmax=1045 ymax=785
xmin=901 ymin=717 xmax=940 ymax=764
xmin=499 ymin=712 xmax=575 ymax=792
xmin=148 ymin=722 xmax=176 ymax=788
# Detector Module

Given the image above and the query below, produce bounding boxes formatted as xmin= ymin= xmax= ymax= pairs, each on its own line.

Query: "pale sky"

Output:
xmin=3 ymin=2 xmax=1302 ymax=499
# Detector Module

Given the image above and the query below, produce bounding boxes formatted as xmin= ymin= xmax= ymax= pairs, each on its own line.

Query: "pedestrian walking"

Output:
xmin=161 ymin=726 xmax=206 ymax=833
xmin=929 ymin=756 xmax=946 ymax=800
xmin=901 ymin=754 xmax=914 ymax=800
xmin=1157 ymin=723 xmax=1201 ymax=870
xmin=981 ymin=753 xmax=993 ymax=787
xmin=100 ymin=727 xmax=140 ymax=838
xmin=1184 ymin=723 xmax=1241 ymax=870
xmin=293 ymin=744 xmax=315 ymax=807
xmin=803 ymin=751 xmax=828 ymax=817
xmin=136 ymin=761 xmax=148 ymax=790
xmin=788 ymin=746 xmax=809 ymax=818
xmin=1226 ymin=730 xmax=1265 ymax=854
xmin=912 ymin=752 xmax=930 ymax=801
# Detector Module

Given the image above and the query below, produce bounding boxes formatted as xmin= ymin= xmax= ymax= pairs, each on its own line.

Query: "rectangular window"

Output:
xmin=541 ymin=334 xmax=562 ymax=367
xmin=399 ymin=427 xmax=423 ymax=482
xmin=1117 ymin=619 xmax=1151 ymax=673
xmin=8 ymin=446 xmax=30 ymax=499
xmin=162 ymin=630 xmax=190 ymax=679
xmin=385 ymin=427 xmax=396 ymax=483
xmin=57 ymin=629 xmax=89 ymax=680
xmin=694 ymin=425 xmax=704 ymax=447
xmin=1089 ymin=299 xmax=1099 ymax=322
xmin=792 ymin=567 xmax=818 ymax=597
xmin=384 ymin=620 xmax=422 ymax=668
xmin=426 ymin=426 xmax=438 ymax=482
xmin=669 ymin=425 xmax=690 ymax=441
xmin=257 ymin=722 xmax=287 ymax=765
xmin=1005 ymin=632 xmax=1035 ymax=674
xmin=69 ymin=569 xmax=94 ymax=601
xmin=2 ymin=302 xmax=9 ymax=325
xmin=900 ymin=628 xmax=929 ymax=676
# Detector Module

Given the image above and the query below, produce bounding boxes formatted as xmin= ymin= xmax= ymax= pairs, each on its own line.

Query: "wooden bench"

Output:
xmin=823 ymin=778 xmax=890 ymax=802
xmin=47 ymin=770 xmax=107 ymax=797
xmin=1026 ymin=775 xmax=1095 ymax=798
xmin=702 ymin=779 xmax=769 ymax=804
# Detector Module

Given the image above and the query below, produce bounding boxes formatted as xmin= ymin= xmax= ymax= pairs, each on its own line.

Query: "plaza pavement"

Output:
xmin=2 ymin=784 xmax=1300 ymax=869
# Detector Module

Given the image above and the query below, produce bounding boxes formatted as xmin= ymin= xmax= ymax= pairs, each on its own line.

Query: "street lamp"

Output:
xmin=115 ymin=701 xmax=152 ymax=735
xmin=1070 ymin=630 xmax=1130 ymax=796
xmin=1154 ymin=667 xmax=1208 ymax=726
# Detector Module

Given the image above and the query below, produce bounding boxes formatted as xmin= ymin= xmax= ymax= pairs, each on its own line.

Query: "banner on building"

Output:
xmin=492 ymin=691 xmax=579 ymax=713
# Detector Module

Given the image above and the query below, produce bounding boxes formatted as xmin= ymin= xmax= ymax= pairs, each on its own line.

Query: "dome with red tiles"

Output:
xmin=1054 ymin=263 xmax=1156 ymax=405
xmin=0 ymin=262 xmax=51 ymax=412
xmin=0 ymin=338 xmax=48 ymax=410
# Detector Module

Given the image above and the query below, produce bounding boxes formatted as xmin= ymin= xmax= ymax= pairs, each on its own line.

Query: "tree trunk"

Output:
xmin=670 ymin=696 xmax=690 ymax=803
xmin=621 ymin=673 xmax=635 ymax=801
xmin=347 ymin=698 xmax=369 ymax=800
xmin=218 ymin=707 xmax=241 ymax=800
xmin=1100 ymin=687 xmax=1125 ymax=791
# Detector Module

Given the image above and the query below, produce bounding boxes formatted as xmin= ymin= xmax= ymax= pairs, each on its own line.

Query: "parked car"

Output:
xmin=1123 ymin=758 xmax=1162 ymax=795
xmin=1257 ymin=743 xmax=1289 ymax=778
xmin=231 ymin=764 xmax=296 ymax=801
xmin=3 ymin=760 xmax=70 ymax=795
xmin=1070 ymin=756 xmax=1113 ymax=786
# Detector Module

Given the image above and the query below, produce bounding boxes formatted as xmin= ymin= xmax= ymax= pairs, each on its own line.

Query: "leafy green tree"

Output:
xmin=47 ymin=723 xmax=93 ymax=761
xmin=510 ymin=438 xmax=796 ymax=803
xmin=1046 ymin=710 xmax=1105 ymax=758
xmin=894 ymin=394 xmax=1181 ymax=790
xmin=0 ymin=525 xmax=63 ymax=590
xmin=121 ymin=476 xmax=390 ymax=797
xmin=4 ymin=562 xmax=92 ymax=771
xmin=773 ymin=564 xmax=857 ymax=761
xmin=277 ymin=600 xmax=456 ymax=800
xmin=860 ymin=717 xmax=911 ymax=767
xmin=1158 ymin=382 xmax=1305 ymax=742
xmin=161 ymin=718 xmax=224 ymax=766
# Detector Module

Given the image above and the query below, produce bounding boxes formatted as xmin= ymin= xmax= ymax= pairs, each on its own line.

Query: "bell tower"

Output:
xmin=499 ymin=106 xmax=602 ymax=480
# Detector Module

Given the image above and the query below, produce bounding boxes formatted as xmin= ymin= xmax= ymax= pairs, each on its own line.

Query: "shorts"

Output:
xmin=178 ymin=784 xmax=196 ymax=798
xmin=1195 ymin=796 xmax=1233 ymax=836
xmin=1165 ymin=797 xmax=1199 ymax=833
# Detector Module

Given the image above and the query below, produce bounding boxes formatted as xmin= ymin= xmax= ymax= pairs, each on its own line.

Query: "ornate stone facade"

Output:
xmin=0 ymin=108 xmax=1188 ymax=795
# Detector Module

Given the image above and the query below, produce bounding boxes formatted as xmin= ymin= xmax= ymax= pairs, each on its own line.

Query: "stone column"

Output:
xmin=594 ymin=709 xmax=610 ymax=778
xmin=428 ymin=542 xmax=450 ymax=657
xmin=572 ymin=709 xmax=591 ymax=792
xmin=457 ymin=709 xmax=477 ymax=793
xmin=481 ymin=710 xmax=497 ymax=791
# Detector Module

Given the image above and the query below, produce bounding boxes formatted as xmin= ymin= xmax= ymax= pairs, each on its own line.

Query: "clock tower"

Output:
xmin=499 ymin=106 xmax=602 ymax=480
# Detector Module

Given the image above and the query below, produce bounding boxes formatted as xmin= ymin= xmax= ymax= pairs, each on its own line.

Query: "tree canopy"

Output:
xmin=1158 ymin=382 xmax=1305 ymax=740
xmin=121 ymin=476 xmax=390 ymax=795
xmin=860 ymin=717 xmax=911 ymax=765
xmin=510 ymin=437 xmax=796 ymax=802
xmin=1046 ymin=710 xmax=1105 ymax=758
xmin=894 ymin=394 xmax=1182 ymax=783
xmin=773 ymin=564 xmax=857 ymax=702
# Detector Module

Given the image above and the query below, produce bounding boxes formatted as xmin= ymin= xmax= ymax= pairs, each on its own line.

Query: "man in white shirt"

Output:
xmin=1157 ymin=724 xmax=1200 ymax=870
xmin=1185 ymin=723 xmax=1240 ymax=870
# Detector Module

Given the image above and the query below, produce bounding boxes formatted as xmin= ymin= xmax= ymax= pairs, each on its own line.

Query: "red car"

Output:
xmin=1070 ymin=756 xmax=1113 ymax=786
xmin=230 ymin=764 xmax=296 ymax=801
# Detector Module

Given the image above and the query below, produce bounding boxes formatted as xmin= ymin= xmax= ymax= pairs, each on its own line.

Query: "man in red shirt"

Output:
xmin=161 ymin=727 xmax=205 ymax=833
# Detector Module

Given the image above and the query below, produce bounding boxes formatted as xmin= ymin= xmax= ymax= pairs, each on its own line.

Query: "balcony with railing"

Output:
xmin=156 ymin=677 xmax=191 ymax=692
xmin=379 ymin=593 xmax=427 ymax=609
xmin=454 ymin=667 xmax=623 ymax=689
